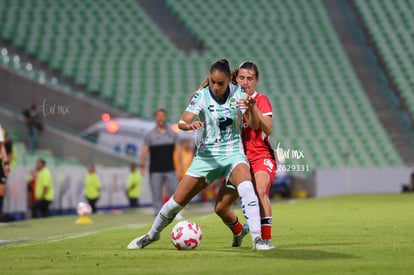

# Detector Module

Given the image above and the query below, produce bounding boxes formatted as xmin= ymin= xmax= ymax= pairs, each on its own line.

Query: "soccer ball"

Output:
xmin=76 ymin=202 xmax=92 ymax=216
xmin=171 ymin=220 xmax=202 ymax=250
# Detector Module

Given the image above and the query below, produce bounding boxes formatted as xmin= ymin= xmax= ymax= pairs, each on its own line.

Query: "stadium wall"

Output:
xmin=5 ymin=165 xmax=412 ymax=220
xmin=0 ymin=65 xmax=129 ymax=132
xmin=4 ymin=166 xmax=154 ymax=220
xmin=0 ymin=106 xmax=136 ymax=166
xmin=315 ymin=167 xmax=412 ymax=197
xmin=5 ymin=166 xmax=203 ymax=220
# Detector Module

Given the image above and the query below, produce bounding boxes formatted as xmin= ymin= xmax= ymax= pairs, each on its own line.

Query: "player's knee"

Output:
xmin=214 ymin=203 xmax=223 ymax=216
xmin=257 ymin=189 xmax=267 ymax=200
xmin=255 ymin=182 xmax=269 ymax=199
xmin=214 ymin=202 xmax=228 ymax=217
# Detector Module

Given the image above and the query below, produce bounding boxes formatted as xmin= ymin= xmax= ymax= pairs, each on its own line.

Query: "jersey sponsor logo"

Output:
xmin=218 ymin=117 xmax=233 ymax=130
xmin=207 ymin=105 xmax=231 ymax=113
xmin=214 ymin=135 xmax=240 ymax=143
xmin=264 ymin=159 xmax=274 ymax=172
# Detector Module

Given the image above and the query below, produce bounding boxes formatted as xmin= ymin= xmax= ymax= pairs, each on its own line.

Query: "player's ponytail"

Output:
xmin=187 ymin=76 xmax=208 ymax=103
xmin=231 ymin=69 xmax=238 ymax=85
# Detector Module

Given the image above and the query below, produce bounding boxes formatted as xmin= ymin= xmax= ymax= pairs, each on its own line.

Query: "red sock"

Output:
xmin=261 ymin=217 xmax=272 ymax=240
xmin=227 ymin=218 xmax=243 ymax=235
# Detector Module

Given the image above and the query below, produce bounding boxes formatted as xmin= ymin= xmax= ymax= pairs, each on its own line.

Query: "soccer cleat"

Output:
xmin=264 ymin=239 xmax=276 ymax=250
xmin=127 ymin=234 xmax=160 ymax=249
xmin=232 ymin=224 xmax=250 ymax=247
xmin=253 ymin=237 xmax=276 ymax=250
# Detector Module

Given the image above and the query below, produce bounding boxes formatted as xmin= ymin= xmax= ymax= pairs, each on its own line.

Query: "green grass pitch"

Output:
xmin=1 ymin=194 xmax=413 ymax=274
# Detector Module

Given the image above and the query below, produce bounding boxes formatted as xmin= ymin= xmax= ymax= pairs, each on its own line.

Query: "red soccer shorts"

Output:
xmin=249 ymin=157 xmax=277 ymax=195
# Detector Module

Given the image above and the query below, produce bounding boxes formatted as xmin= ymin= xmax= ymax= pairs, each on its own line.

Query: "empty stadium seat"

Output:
xmin=0 ymin=0 xmax=404 ymax=173
xmin=354 ymin=0 xmax=414 ymax=119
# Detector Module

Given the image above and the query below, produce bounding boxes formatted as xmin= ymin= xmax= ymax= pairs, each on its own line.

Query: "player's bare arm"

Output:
xmin=178 ymin=111 xmax=204 ymax=131
xmin=251 ymin=105 xmax=273 ymax=136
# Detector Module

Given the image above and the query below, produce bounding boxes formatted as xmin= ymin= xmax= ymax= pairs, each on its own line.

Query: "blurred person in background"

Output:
xmin=0 ymin=124 xmax=11 ymax=219
xmin=126 ymin=163 xmax=142 ymax=208
xmin=33 ymin=159 xmax=54 ymax=218
xmin=27 ymin=169 xmax=37 ymax=218
xmin=172 ymin=137 xmax=195 ymax=220
xmin=173 ymin=138 xmax=195 ymax=181
xmin=140 ymin=108 xmax=182 ymax=216
xmin=84 ymin=165 xmax=101 ymax=213
xmin=22 ymin=102 xmax=43 ymax=151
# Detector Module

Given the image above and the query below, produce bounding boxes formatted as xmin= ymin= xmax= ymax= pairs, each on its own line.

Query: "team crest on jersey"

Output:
xmin=229 ymin=97 xmax=238 ymax=109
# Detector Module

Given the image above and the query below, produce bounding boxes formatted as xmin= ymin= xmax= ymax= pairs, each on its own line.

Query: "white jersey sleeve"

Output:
xmin=185 ymin=89 xmax=205 ymax=116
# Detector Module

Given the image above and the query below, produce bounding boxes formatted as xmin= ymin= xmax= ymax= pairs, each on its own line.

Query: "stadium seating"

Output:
xmin=165 ymin=0 xmax=403 ymax=170
xmin=354 ymin=0 xmax=414 ymax=118
xmin=3 ymin=127 xmax=81 ymax=167
xmin=11 ymin=140 xmax=82 ymax=167
xmin=0 ymin=0 xmax=404 ymax=173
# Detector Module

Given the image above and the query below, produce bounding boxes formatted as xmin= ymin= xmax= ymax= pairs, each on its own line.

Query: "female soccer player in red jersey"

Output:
xmin=127 ymin=59 xmax=273 ymax=251
xmin=215 ymin=61 xmax=276 ymax=249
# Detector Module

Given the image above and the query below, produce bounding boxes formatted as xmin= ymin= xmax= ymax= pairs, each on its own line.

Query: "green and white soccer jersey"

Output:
xmin=185 ymin=84 xmax=249 ymax=184
xmin=186 ymin=84 xmax=246 ymax=157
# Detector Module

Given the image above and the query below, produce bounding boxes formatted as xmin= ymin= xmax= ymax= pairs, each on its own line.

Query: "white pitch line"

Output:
xmin=11 ymin=212 xmax=216 ymax=248
xmin=13 ymin=223 xmax=149 ymax=247
xmin=47 ymin=231 xmax=103 ymax=243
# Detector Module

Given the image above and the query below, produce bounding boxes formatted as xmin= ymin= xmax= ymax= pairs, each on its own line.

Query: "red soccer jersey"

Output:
xmin=242 ymin=92 xmax=275 ymax=162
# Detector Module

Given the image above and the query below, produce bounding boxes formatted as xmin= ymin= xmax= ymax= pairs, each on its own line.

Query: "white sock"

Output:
xmin=148 ymin=197 xmax=184 ymax=239
xmin=237 ymin=181 xmax=261 ymax=242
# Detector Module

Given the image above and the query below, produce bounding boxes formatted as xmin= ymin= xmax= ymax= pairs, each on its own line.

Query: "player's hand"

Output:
xmin=245 ymin=95 xmax=256 ymax=108
xmin=239 ymin=96 xmax=256 ymax=112
xmin=238 ymin=99 xmax=248 ymax=113
xmin=189 ymin=121 xmax=204 ymax=130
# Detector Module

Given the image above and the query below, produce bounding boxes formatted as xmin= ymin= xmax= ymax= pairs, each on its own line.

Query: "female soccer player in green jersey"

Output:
xmin=127 ymin=59 xmax=273 ymax=250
